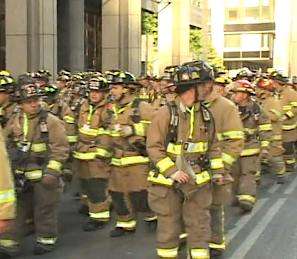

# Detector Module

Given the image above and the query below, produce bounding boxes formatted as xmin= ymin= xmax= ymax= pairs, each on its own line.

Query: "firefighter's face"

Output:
xmin=0 ymin=92 xmax=9 ymax=105
xmin=21 ymin=98 xmax=40 ymax=115
xmin=215 ymin=84 xmax=226 ymax=96
xmin=180 ymin=87 xmax=196 ymax=107
xmin=232 ymin=92 xmax=249 ymax=105
xmin=56 ymin=80 xmax=66 ymax=89
xmin=110 ymin=84 xmax=125 ymax=100
xmin=89 ymin=90 xmax=103 ymax=104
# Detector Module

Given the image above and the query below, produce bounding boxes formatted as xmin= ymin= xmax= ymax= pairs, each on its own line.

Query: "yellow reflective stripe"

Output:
xmin=219 ymin=130 xmax=244 ymax=140
xmin=108 ymin=130 xmax=122 ymax=137
xmin=210 ymin=158 xmax=224 ymax=170
xmin=148 ymin=171 xmax=174 ymax=186
xmin=259 ymin=124 xmax=272 ymax=131
xmin=156 ymin=157 xmax=175 ymax=174
xmin=31 ymin=143 xmax=47 ymax=153
xmin=261 ymin=141 xmax=270 ymax=148
xmin=79 ymin=127 xmax=98 ymax=137
xmin=270 ymin=109 xmax=282 ymax=118
xmin=89 ymin=211 xmax=110 ymax=221
xmin=196 ymin=171 xmax=211 ymax=185
xmin=67 ymin=135 xmax=78 ymax=143
xmin=283 ymin=105 xmax=291 ymax=111
xmin=96 ymin=147 xmax=112 ymax=158
xmin=63 ymin=115 xmax=75 ymax=124
xmin=190 ymin=248 xmax=210 ymax=259
xmin=186 ymin=106 xmax=195 ymax=139
xmin=291 ymin=101 xmax=297 ymax=107
xmin=140 ymin=120 xmax=151 ymax=125
xmin=222 ymin=152 xmax=236 ymax=165
xmin=0 ymin=189 xmax=15 ymax=204
xmin=179 ymin=233 xmax=188 ymax=239
xmin=157 ymin=247 xmax=178 ymax=258
xmin=285 ymin=159 xmax=296 ymax=165
xmin=244 ymin=128 xmax=257 ymax=135
xmin=209 ymin=242 xmax=226 ymax=250
xmin=133 ymin=122 xmax=146 ymax=137
xmin=116 ymin=220 xmax=136 ymax=229
xmin=166 ymin=142 xmax=208 ymax=155
xmin=97 ymin=127 xmax=111 ymax=135
xmin=237 ymin=195 xmax=256 ymax=204
xmin=16 ymin=169 xmax=43 ymax=180
xmin=273 ymin=135 xmax=282 ymax=141
xmin=0 ymin=239 xmax=19 ymax=248
xmin=73 ymin=151 xmax=97 ymax=160
xmin=47 ymin=160 xmax=62 ymax=172
xmin=282 ymin=123 xmax=297 ymax=130
xmin=240 ymin=148 xmax=260 ymax=156
xmin=111 ymin=156 xmax=149 ymax=166
xmin=87 ymin=105 xmax=93 ymax=124
xmin=36 ymin=237 xmax=57 ymax=245
xmin=285 ymin=111 xmax=294 ymax=118
xmin=23 ymin=113 xmax=29 ymax=141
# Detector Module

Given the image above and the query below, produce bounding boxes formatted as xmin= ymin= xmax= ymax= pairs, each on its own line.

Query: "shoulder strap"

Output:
xmin=165 ymin=101 xmax=179 ymax=146
xmin=39 ymin=109 xmax=49 ymax=144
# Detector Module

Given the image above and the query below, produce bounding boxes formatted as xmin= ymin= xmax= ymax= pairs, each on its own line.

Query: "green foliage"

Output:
xmin=141 ymin=10 xmax=158 ymax=48
xmin=190 ymin=27 xmax=203 ymax=59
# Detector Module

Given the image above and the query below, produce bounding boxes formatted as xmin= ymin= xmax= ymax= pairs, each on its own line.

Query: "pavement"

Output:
xmin=12 ymin=171 xmax=297 ymax=259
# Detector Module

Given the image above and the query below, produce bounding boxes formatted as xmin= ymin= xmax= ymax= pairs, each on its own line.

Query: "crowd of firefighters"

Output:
xmin=0 ymin=60 xmax=296 ymax=259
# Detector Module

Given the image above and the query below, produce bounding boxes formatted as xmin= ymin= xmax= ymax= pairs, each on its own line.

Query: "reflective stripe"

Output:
xmin=255 ymin=171 xmax=261 ymax=181
xmin=282 ymin=123 xmax=297 ymax=130
xmin=283 ymin=105 xmax=291 ymax=111
xmin=222 ymin=152 xmax=236 ymax=165
xmin=31 ymin=143 xmax=47 ymax=153
xmin=87 ymin=105 xmax=94 ymax=124
xmin=166 ymin=142 xmax=208 ymax=155
xmin=157 ymin=247 xmax=178 ymax=258
xmin=261 ymin=141 xmax=270 ymax=148
xmin=97 ymin=127 xmax=111 ymax=136
xmin=89 ymin=211 xmax=110 ymax=221
xmin=259 ymin=124 xmax=272 ymax=131
xmin=111 ymin=156 xmax=149 ymax=166
xmin=285 ymin=159 xmax=296 ymax=165
xmin=67 ymin=135 xmax=78 ymax=143
xmin=23 ymin=113 xmax=28 ymax=141
xmin=273 ymin=135 xmax=282 ymax=141
xmin=133 ymin=122 xmax=146 ymax=137
xmin=116 ymin=220 xmax=136 ymax=229
xmin=209 ymin=242 xmax=226 ymax=250
xmin=240 ymin=148 xmax=260 ymax=156
xmin=73 ymin=151 xmax=96 ymax=160
xmin=47 ymin=160 xmax=62 ymax=172
xmin=210 ymin=158 xmax=224 ymax=170
xmin=217 ymin=130 xmax=244 ymax=141
xmin=16 ymin=169 xmax=43 ymax=180
xmin=186 ymin=106 xmax=195 ymax=139
xmin=0 ymin=189 xmax=15 ymax=204
xmin=63 ymin=115 xmax=75 ymax=124
xmin=196 ymin=171 xmax=211 ymax=185
xmin=291 ymin=101 xmax=297 ymax=107
xmin=244 ymin=128 xmax=257 ymax=135
xmin=0 ymin=239 xmax=19 ymax=248
xmin=79 ymin=127 xmax=98 ymax=137
xmin=36 ymin=237 xmax=57 ymax=245
xmin=143 ymin=215 xmax=158 ymax=222
xmin=96 ymin=147 xmax=112 ymax=158
xmin=179 ymin=233 xmax=188 ymax=239
xmin=190 ymin=248 xmax=210 ymax=259
xmin=285 ymin=111 xmax=294 ymax=118
xmin=270 ymin=109 xmax=282 ymax=118
xmin=237 ymin=195 xmax=256 ymax=204
xmin=156 ymin=157 xmax=175 ymax=174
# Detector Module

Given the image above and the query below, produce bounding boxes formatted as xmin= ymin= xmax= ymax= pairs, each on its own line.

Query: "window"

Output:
xmin=243 ymin=0 xmax=260 ymax=7
xmin=225 ymin=0 xmax=240 ymax=8
xmin=225 ymin=34 xmax=241 ymax=48
xmin=262 ymin=6 xmax=271 ymax=20
xmin=241 ymin=34 xmax=261 ymax=51
xmin=244 ymin=7 xmax=260 ymax=22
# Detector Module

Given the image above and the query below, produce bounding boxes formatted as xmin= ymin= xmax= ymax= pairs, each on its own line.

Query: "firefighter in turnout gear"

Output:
xmin=0 ymin=125 xmax=17 ymax=257
xmin=197 ymin=69 xmax=244 ymax=255
xmin=269 ymin=71 xmax=297 ymax=172
xmin=255 ymin=77 xmax=287 ymax=182
xmin=147 ymin=62 xmax=225 ymax=259
xmin=105 ymin=70 xmax=154 ymax=238
xmin=5 ymin=83 xmax=69 ymax=255
xmin=73 ymin=77 xmax=112 ymax=231
xmin=231 ymin=80 xmax=273 ymax=212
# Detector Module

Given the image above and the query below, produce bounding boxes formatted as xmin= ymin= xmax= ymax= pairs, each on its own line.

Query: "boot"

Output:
xmin=83 ymin=220 xmax=107 ymax=232
xmin=239 ymin=200 xmax=254 ymax=212
xmin=0 ymin=244 xmax=20 ymax=258
xmin=110 ymin=227 xmax=135 ymax=238
xmin=33 ymin=243 xmax=56 ymax=255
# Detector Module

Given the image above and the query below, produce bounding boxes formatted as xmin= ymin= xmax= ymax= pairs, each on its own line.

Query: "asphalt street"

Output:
xmin=15 ymin=171 xmax=297 ymax=259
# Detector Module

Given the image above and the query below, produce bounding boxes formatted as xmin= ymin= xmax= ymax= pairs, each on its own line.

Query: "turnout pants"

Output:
xmin=283 ymin=142 xmax=296 ymax=172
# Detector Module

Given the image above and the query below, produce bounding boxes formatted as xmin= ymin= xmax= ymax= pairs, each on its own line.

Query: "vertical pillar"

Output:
xmin=210 ymin=0 xmax=224 ymax=58
xmin=288 ymin=0 xmax=297 ymax=76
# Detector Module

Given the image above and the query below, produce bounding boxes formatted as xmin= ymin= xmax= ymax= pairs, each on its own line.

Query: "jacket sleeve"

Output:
xmin=46 ymin=114 xmax=70 ymax=175
xmin=62 ymin=104 xmax=78 ymax=145
xmin=146 ymin=106 xmax=178 ymax=177
xmin=258 ymin=107 xmax=273 ymax=150
xmin=0 ymin=126 xmax=16 ymax=220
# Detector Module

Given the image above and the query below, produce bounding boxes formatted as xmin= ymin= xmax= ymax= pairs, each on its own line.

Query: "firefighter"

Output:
xmin=269 ymin=71 xmax=297 ymax=173
xmin=104 ymin=70 xmax=155 ymax=237
xmin=231 ymin=80 xmax=273 ymax=212
xmin=195 ymin=67 xmax=244 ymax=255
xmin=213 ymin=72 xmax=232 ymax=98
xmin=255 ymin=77 xmax=287 ymax=182
xmin=5 ymin=83 xmax=69 ymax=255
xmin=73 ymin=77 xmax=112 ymax=231
xmin=147 ymin=62 xmax=225 ymax=259
xmin=0 ymin=125 xmax=17 ymax=258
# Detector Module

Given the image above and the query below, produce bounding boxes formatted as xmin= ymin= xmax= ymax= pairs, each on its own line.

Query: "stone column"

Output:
xmin=102 ymin=0 xmax=141 ymax=75
xmin=289 ymin=0 xmax=297 ymax=76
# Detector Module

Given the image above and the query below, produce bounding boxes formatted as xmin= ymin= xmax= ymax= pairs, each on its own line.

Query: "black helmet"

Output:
xmin=18 ymin=84 xmax=42 ymax=101
xmin=44 ymin=84 xmax=59 ymax=97
xmin=162 ymin=65 xmax=179 ymax=81
xmin=105 ymin=70 xmax=137 ymax=85
xmin=268 ymin=69 xmax=289 ymax=84
xmin=0 ymin=75 xmax=15 ymax=93
xmin=88 ymin=77 xmax=109 ymax=92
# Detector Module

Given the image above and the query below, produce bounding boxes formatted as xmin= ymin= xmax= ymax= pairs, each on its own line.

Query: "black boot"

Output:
xmin=0 ymin=244 xmax=20 ymax=258
xmin=110 ymin=227 xmax=135 ymax=238
xmin=239 ymin=200 xmax=254 ymax=212
xmin=33 ymin=243 xmax=56 ymax=255
xmin=83 ymin=220 xmax=107 ymax=232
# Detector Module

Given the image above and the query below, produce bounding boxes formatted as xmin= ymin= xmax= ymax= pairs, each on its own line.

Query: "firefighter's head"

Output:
xmin=231 ymin=80 xmax=255 ymax=105
xmin=88 ymin=77 xmax=109 ymax=104
xmin=18 ymin=84 xmax=42 ymax=115
xmin=0 ymin=75 xmax=15 ymax=105
xmin=214 ymin=71 xmax=232 ymax=97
